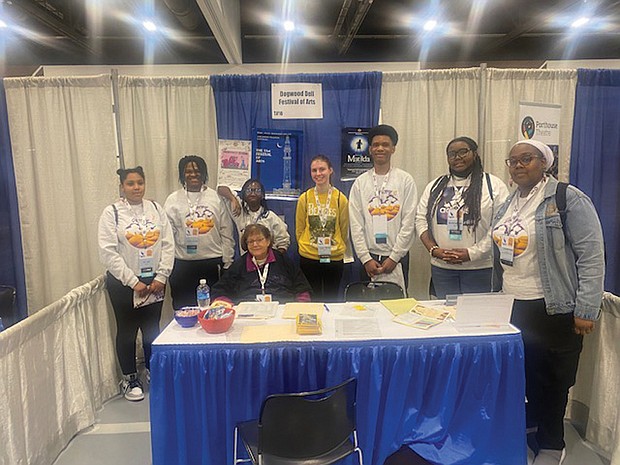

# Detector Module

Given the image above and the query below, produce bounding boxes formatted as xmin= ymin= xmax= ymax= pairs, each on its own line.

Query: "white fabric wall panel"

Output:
xmin=4 ymin=76 xmax=118 ymax=313
xmin=0 ymin=276 xmax=118 ymax=465
xmin=484 ymin=69 xmax=577 ymax=184
xmin=380 ymin=69 xmax=481 ymax=298
xmin=117 ymin=76 xmax=219 ymax=206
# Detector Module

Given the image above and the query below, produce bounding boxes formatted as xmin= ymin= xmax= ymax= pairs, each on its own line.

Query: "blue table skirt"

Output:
xmin=150 ymin=334 xmax=525 ymax=465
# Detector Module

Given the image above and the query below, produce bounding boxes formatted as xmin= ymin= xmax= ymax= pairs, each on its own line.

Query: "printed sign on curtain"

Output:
xmin=252 ymin=128 xmax=303 ymax=199
xmin=271 ymin=83 xmax=323 ymax=119
xmin=341 ymin=127 xmax=372 ymax=181
xmin=518 ymin=102 xmax=561 ymax=176
xmin=217 ymin=139 xmax=251 ymax=190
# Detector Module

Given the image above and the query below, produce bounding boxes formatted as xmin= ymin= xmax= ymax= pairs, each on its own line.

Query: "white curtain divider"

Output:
xmin=117 ymin=76 xmax=219 ymax=206
xmin=568 ymin=292 xmax=620 ymax=464
xmin=484 ymin=68 xmax=577 ymax=183
xmin=380 ymin=68 xmax=481 ymax=298
xmin=4 ymin=75 xmax=119 ymax=313
xmin=0 ymin=276 xmax=119 ymax=465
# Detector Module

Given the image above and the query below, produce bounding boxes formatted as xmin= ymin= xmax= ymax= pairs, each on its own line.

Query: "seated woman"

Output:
xmin=211 ymin=224 xmax=311 ymax=304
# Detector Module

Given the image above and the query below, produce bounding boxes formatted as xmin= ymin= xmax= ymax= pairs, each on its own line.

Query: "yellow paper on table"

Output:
xmin=282 ymin=302 xmax=325 ymax=319
xmin=380 ymin=298 xmax=418 ymax=316
xmin=240 ymin=324 xmax=299 ymax=343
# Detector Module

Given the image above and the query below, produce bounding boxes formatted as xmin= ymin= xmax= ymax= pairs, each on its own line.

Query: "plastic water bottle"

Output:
xmin=196 ymin=279 xmax=210 ymax=310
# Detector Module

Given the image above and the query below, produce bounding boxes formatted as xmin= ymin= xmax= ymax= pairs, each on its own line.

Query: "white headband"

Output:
xmin=512 ymin=140 xmax=555 ymax=170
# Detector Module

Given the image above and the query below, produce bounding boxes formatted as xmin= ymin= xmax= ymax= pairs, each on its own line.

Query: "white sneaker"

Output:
xmin=120 ymin=373 xmax=144 ymax=402
xmin=533 ymin=449 xmax=566 ymax=465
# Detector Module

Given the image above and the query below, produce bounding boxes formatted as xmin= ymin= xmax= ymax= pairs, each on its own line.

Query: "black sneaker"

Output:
xmin=120 ymin=373 xmax=144 ymax=402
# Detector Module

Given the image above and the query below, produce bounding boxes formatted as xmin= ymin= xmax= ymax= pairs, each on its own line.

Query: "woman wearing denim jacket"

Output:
xmin=491 ymin=140 xmax=605 ymax=465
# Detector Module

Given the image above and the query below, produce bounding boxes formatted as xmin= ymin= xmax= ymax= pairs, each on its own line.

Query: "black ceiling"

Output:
xmin=1 ymin=0 xmax=619 ymax=70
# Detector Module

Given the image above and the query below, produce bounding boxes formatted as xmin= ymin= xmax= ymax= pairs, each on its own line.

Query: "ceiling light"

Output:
xmin=423 ymin=20 xmax=437 ymax=31
xmin=571 ymin=16 xmax=590 ymax=28
xmin=142 ymin=20 xmax=157 ymax=32
xmin=283 ymin=20 xmax=295 ymax=32
xmin=0 ymin=20 xmax=7 ymax=29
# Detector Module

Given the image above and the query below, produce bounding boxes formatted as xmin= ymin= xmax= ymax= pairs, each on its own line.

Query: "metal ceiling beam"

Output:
xmin=10 ymin=0 xmax=96 ymax=55
xmin=338 ymin=0 xmax=374 ymax=55
xmin=332 ymin=0 xmax=353 ymax=38
xmin=194 ymin=0 xmax=242 ymax=64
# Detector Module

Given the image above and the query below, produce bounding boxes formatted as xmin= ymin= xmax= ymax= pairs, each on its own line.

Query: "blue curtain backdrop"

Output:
xmin=570 ymin=69 xmax=620 ymax=295
xmin=211 ymin=72 xmax=382 ymax=276
xmin=0 ymin=80 xmax=27 ymax=323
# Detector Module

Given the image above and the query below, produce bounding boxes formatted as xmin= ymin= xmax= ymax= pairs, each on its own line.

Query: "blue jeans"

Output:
xmin=430 ymin=265 xmax=492 ymax=299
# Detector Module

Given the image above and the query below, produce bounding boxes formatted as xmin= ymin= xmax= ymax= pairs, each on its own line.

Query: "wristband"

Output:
xmin=429 ymin=245 xmax=439 ymax=257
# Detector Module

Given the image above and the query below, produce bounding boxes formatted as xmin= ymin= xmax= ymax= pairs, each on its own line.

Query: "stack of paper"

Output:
xmin=296 ymin=313 xmax=322 ymax=335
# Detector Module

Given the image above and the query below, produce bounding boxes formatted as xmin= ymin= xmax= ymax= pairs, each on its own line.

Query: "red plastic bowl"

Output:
xmin=198 ymin=308 xmax=235 ymax=334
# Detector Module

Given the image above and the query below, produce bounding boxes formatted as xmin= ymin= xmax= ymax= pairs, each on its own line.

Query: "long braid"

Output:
xmin=462 ymin=156 xmax=484 ymax=233
xmin=425 ymin=175 xmax=450 ymax=241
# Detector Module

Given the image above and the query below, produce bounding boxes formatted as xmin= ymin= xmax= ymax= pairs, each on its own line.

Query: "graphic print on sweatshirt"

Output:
xmin=492 ymin=218 xmax=529 ymax=258
xmin=367 ymin=189 xmax=400 ymax=221
xmin=436 ymin=186 xmax=474 ymax=226
xmin=125 ymin=217 xmax=161 ymax=249
xmin=185 ymin=205 xmax=215 ymax=234
xmin=307 ymin=202 xmax=337 ymax=245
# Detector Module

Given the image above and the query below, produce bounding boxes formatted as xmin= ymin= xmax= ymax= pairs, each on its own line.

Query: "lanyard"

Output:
xmin=123 ymin=199 xmax=147 ymax=233
xmin=249 ymin=207 xmax=265 ymax=224
xmin=509 ymin=177 xmax=546 ymax=228
xmin=252 ymin=257 xmax=270 ymax=294
xmin=372 ymin=169 xmax=391 ymax=201
xmin=184 ymin=187 xmax=205 ymax=219
xmin=313 ymin=186 xmax=333 ymax=229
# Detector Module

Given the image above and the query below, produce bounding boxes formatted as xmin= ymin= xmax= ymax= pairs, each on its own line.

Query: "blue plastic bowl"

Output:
xmin=174 ymin=307 xmax=201 ymax=328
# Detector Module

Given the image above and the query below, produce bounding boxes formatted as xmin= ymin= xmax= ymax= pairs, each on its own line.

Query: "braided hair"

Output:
xmin=178 ymin=155 xmax=208 ymax=187
xmin=425 ymin=137 xmax=485 ymax=238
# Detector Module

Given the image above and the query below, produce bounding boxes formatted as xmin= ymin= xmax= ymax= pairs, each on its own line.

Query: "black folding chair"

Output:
xmin=234 ymin=378 xmax=363 ymax=465
xmin=344 ymin=281 xmax=405 ymax=302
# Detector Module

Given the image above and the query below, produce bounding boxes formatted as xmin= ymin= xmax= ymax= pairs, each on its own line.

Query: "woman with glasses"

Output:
xmin=218 ymin=179 xmax=290 ymax=253
xmin=211 ymin=224 xmax=311 ymax=304
xmin=492 ymin=140 xmax=604 ymax=465
xmin=295 ymin=155 xmax=351 ymax=301
xmin=415 ymin=136 xmax=509 ymax=298
xmin=164 ymin=155 xmax=235 ymax=309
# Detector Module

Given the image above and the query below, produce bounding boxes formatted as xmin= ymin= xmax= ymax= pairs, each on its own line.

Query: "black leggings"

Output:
xmin=511 ymin=299 xmax=583 ymax=451
xmin=106 ymin=273 xmax=163 ymax=375
xmin=168 ymin=257 xmax=222 ymax=309
xmin=299 ymin=256 xmax=344 ymax=302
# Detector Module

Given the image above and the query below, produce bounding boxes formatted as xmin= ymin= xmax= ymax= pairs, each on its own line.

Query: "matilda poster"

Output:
xmin=252 ymin=128 xmax=303 ymax=199
xmin=341 ymin=128 xmax=372 ymax=181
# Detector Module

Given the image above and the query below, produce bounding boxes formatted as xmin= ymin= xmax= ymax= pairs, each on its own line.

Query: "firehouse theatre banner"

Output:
xmin=518 ymin=101 xmax=561 ymax=176
xmin=252 ymin=128 xmax=303 ymax=199
xmin=341 ymin=127 xmax=372 ymax=181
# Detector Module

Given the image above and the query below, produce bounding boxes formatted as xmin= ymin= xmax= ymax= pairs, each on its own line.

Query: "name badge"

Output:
xmin=138 ymin=249 xmax=155 ymax=278
xmin=447 ymin=209 xmax=462 ymax=241
xmin=317 ymin=236 xmax=332 ymax=263
xmin=500 ymin=235 xmax=515 ymax=266
xmin=185 ymin=227 xmax=199 ymax=254
xmin=256 ymin=293 xmax=272 ymax=302
xmin=373 ymin=215 xmax=388 ymax=245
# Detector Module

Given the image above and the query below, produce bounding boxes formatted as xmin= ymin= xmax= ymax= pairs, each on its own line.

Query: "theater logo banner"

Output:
xmin=518 ymin=102 xmax=561 ymax=177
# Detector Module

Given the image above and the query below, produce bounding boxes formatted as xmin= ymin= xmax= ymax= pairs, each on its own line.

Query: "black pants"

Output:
xmin=105 ymin=273 xmax=163 ymax=375
xmin=299 ymin=256 xmax=344 ymax=302
xmin=360 ymin=252 xmax=410 ymax=291
xmin=511 ymin=299 xmax=583 ymax=451
xmin=168 ymin=257 xmax=222 ymax=309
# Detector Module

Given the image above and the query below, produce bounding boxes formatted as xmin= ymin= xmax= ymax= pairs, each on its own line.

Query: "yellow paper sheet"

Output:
xmin=281 ymin=302 xmax=325 ymax=319
xmin=240 ymin=324 xmax=299 ymax=343
xmin=380 ymin=298 xmax=418 ymax=316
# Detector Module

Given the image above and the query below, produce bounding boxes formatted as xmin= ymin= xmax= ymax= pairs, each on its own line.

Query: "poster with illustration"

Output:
xmin=217 ymin=139 xmax=251 ymax=190
xmin=252 ymin=128 xmax=303 ymax=199
xmin=341 ymin=127 xmax=372 ymax=181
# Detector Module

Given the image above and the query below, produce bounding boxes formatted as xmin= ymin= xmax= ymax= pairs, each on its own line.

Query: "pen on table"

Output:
xmin=238 ymin=313 xmax=254 ymax=318
xmin=323 ymin=304 xmax=330 ymax=313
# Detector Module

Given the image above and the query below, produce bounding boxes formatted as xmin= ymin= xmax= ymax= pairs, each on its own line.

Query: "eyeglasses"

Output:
xmin=447 ymin=148 xmax=472 ymax=160
xmin=505 ymin=154 xmax=541 ymax=168
xmin=246 ymin=237 xmax=267 ymax=245
xmin=244 ymin=188 xmax=262 ymax=194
